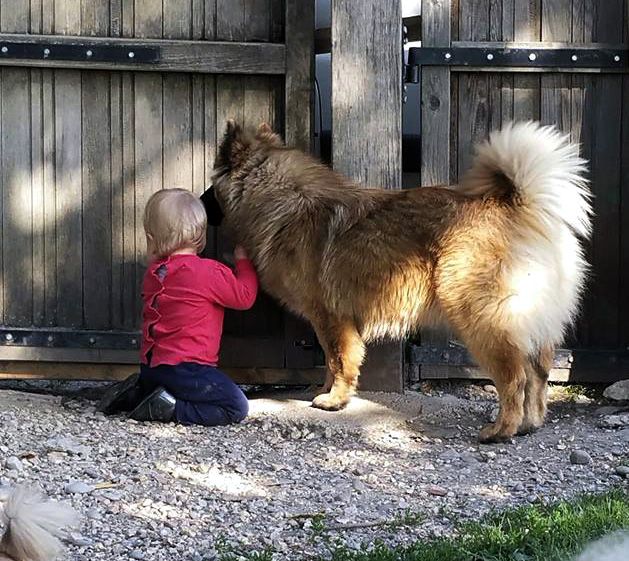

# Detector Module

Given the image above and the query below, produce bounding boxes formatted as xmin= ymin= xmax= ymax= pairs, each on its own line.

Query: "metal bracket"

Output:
xmin=405 ymin=46 xmax=629 ymax=82
xmin=0 ymin=41 xmax=159 ymax=64
xmin=0 ymin=328 xmax=140 ymax=350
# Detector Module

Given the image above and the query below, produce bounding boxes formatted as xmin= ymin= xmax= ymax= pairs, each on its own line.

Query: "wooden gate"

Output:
xmin=0 ymin=0 xmax=320 ymax=383
xmin=410 ymin=0 xmax=629 ymax=383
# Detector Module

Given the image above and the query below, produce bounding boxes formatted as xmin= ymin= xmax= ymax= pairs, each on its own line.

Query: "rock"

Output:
xmin=46 ymin=436 xmax=90 ymax=456
xmin=130 ymin=550 xmax=145 ymax=560
xmin=64 ymin=481 xmax=95 ymax=494
xmin=426 ymin=485 xmax=448 ymax=497
xmin=599 ymin=414 xmax=629 ymax=428
xmin=68 ymin=534 xmax=94 ymax=547
xmin=603 ymin=380 xmax=629 ymax=401
xmin=570 ymin=450 xmax=592 ymax=465
xmin=5 ymin=456 xmax=23 ymax=471
xmin=614 ymin=466 xmax=629 ymax=478
xmin=483 ymin=384 xmax=498 ymax=396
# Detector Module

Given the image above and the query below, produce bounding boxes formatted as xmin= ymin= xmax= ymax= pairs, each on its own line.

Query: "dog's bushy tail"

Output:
xmin=0 ymin=487 xmax=78 ymax=561
xmin=460 ymin=121 xmax=593 ymax=240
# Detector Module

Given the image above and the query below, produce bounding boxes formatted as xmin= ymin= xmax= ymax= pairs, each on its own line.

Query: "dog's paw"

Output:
xmin=479 ymin=422 xmax=515 ymax=444
xmin=311 ymin=392 xmax=348 ymax=411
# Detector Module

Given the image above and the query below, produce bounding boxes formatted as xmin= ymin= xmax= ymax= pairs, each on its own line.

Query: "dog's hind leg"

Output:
xmin=311 ymin=318 xmax=365 ymax=411
xmin=519 ymin=345 xmax=552 ymax=435
xmin=465 ymin=338 xmax=527 ymax=443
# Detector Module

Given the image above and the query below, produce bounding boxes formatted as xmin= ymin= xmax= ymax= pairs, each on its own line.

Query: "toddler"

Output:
xmin=97 ymin=188 xmax=258 ymax=426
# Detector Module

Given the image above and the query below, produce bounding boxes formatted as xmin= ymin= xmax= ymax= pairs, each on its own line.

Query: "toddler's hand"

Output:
xmin=234 ymin=245 xmax=248 ymax=260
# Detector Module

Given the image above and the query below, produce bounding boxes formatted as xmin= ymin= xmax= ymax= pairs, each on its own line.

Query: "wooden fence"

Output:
xmin=0 ymin=0 xmax=321 ymax=385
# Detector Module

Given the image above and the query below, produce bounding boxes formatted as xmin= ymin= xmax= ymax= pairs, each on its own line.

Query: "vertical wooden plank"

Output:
xmin=81 ymin=0 xmax=109 ymax=36
xmin=332 ymin=0 xmax=402 ymax=187
xmin=332 ymin=0 xmax=403 ymax=390
xmin=1 ymin=3 xmax=34 ymax=326
xmin=421 ymin=0 xmax=451 ymax=186
xmin=53 ymin=2 xmax=82 ymax=326
xmin=512 ymin=0 xmax=540 ymax=121
xmin=54 ymin=71 xmax=83 ymax=326
xmin=121 ymin=72 xmax=137 ymax=328
xmin=457 ymin=74 xmax=489 ymax=176
xmin=283 ymin=0 xmax=316 ymax=369
xmin=163 ymin=0 xmax=192 ymax=39
xmin=419 ymin=0 xmax=455 ymax=381
xmin=162 ymin=0 xmax=193 ymax=190
xmin=1 ymin=68 xmax=33 ymax=327
xmin=134 ymin=75 xmax=163 ymax=321
xmin=29 ymin=0 xmax=44 ymax=320
xmin=540 ymin=0 xmax=571 ymax=133
xmin=216 ymin=0 xmax=245 ymax=40
xmin=162 ymin=72 xmax=192 ymax=190
xmin=109 ymin=73 xmax=124 ymax=329
xmin=31 ymin=68 xmax=45 ymax=326
xmin=244 ymin=0 xmax=271 ymax=41
xmin=204 ymin=0 xmax=217 ymax=40
xmin=620 ymin=73 xmax=629 ymax=352
xmin=54 ymin=0 xmax=80 ymax=34
xmin=285 ymin=0 xmax=314 ymax=150
xmin=1 ymin=0 xmax=30 ymax=32
xmin=121 ymin=0 xmax=134 ymax=37
xmin=134 ymin=0 xmax=162 ymax=38
xmin=457 ymin=0 xmax=489 ymax=176
xmin=459 ymin=0 xmax=489 ymax=41
xmin=82 ymin=72 xmax=112 ymax=329
xmin=30 ymin=0 xmax=42 ymax=33
xmin=42 ymin=69 xmax=56 ymax=325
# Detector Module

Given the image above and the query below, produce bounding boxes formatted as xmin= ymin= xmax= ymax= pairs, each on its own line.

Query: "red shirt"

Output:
xmin=141 ymin=254 xmax=258 ymax=367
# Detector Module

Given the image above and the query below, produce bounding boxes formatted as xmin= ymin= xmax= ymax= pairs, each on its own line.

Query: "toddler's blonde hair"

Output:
xmin=144 ymin=189 xmax=207 ymax=258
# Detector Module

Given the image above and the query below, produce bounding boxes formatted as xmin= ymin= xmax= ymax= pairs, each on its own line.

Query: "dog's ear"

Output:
xmin=217 ymin=119 xmax=250 ymax=170
xmin=255 ymin=121 xmax=284 ymax=147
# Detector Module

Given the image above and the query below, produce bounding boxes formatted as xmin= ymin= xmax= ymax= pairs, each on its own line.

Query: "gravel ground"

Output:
xmin=0 ymin=382 xmax=628 ymax=560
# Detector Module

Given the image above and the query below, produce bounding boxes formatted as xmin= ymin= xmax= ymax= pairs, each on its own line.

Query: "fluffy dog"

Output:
xmin=0 ymin=487 xmax=77 ymax=561
xmin=204 ymin=120 xmax=592 ymax=442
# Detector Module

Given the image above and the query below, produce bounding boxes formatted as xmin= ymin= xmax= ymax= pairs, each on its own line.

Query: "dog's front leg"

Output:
xmin=310 ymin=318 xmax=365 ymax=411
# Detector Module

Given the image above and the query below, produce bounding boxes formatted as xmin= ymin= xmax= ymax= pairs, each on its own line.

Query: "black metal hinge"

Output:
xmin=0 ymin=40 xmax=159 ymax=64
xmin=405 ymin=45 xmax=629 ymax=83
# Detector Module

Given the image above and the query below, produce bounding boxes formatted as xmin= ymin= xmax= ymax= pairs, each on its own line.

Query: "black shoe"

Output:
xmin=129 ymin=387 xmax=176 ymax=422
xmin=97 ymin=373 xmax=144 ymax=414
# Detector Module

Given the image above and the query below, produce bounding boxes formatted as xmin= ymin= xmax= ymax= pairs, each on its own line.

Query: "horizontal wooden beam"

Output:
xmin=0 ymin=361 xmax=325 ymax=386
xmin=0 ymin=33 xmax=285 ymax=74
xmin=315 ymin=15 xmax=421 ymax=54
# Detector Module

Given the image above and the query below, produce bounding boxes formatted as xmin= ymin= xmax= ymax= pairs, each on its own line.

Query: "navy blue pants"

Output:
xmin=139 ymin=362 xmax=249 ymax=427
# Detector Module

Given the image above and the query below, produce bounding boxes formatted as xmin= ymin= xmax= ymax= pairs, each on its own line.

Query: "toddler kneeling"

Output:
xmin=98 ymin=188 xmax=258 ymax=426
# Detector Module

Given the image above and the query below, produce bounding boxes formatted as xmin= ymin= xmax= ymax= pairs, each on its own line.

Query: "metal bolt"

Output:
xmin=444 ymin=52 xmax=452 ymax=60
xmin=47 ymin=335 xmax=54 ymax=343
xmin=1 ymin=46 xmax=7 ymax=54
xmin=43 ymin=48 xmax=50 ymax=56
xmin=571 ymin=54 xmax=578 ymax=62
xmin=487 ymin=53 xmax=494 ymax=61
xmin=528 ymin=53 xmax=537 ymax=61
xmin=5 ymin=333 xmax=13 ymax=342
xmin=131 ymin=339 xmax=137 ymax=346
xmin=128 ymin=51 xmax=135 ymax=58
xmin=86 ymin=50 xmax=93 ymax=57
xmin=614 ymin=55 xmax=621 ymax=62
xmin=89 ymin=337 xmax=96 ymax=345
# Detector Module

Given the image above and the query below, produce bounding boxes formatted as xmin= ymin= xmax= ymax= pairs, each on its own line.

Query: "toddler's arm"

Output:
xmin=207 ymin=252 xmax=258 ymax=310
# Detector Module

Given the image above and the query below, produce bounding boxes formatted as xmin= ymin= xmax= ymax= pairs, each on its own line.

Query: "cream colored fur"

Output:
xmin=0 ymin=487 xmax=78 ymax=561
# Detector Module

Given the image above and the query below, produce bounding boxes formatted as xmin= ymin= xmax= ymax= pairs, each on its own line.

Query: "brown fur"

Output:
xmin=211 ymin=121 xmax=591 ymax=443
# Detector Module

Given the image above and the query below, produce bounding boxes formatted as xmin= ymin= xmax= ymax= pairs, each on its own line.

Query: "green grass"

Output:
xmin=220 ymin=489 xmax=629 ymax=561
xmin=326 ymin=489 xmax=629 ymax=561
